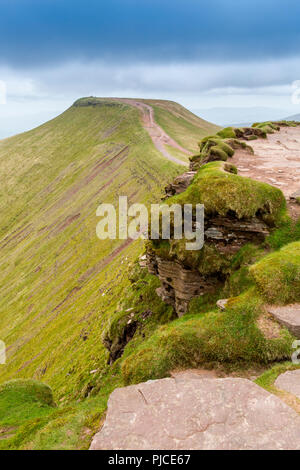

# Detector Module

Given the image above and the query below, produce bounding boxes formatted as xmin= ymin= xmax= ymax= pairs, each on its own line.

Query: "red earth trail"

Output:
xmin=231 ymin=126 xmax=300 ymax=219
xmin=112 ymin=98 xmax=190 ymax=167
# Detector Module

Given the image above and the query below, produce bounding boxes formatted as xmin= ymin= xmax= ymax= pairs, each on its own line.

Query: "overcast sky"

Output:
xmin=1 ymin=0 xmax=300 ymax=137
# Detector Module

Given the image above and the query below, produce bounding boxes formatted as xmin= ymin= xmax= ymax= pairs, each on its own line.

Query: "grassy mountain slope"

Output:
xmin=0 ymin=98 xmax=218 ymax=448
xmin=0 ymin=99 xmax=177 ymax=389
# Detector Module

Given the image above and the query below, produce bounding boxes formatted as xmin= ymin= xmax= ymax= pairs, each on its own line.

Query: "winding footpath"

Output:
xmin=114 ymin=98 xmax=190 ymax=166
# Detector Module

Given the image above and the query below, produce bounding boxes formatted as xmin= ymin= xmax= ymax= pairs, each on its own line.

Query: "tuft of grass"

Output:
xmin=250 ymin=241 xmax=300 ymax=304
xmin=190 ymin=137 xmax=234 ymax=168
xmin=224 ymin=244 xmax=266 ymax=297
xmin=0 ymin=379 xmax=55 ymax=433
xmin=265 ymin=217 xmax=300 ymax=250
xmin=217 ymin=127 xmax=237 ymax=139
xmin=252 ymin=121 xmax=280 ymax=134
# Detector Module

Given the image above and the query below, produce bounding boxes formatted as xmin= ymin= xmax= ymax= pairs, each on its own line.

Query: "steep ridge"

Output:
xmin=0 ymin=98 xmax=187 ymax=387
xmin=112 ymin=98 xmax=220 ymax=165
xmin=0 ymin=97 xmax=219 ymax=449
xmin=1 ymin=106 xmax=299 ymax=450
xmin=143 ymin=99 xmax=220 ymax=153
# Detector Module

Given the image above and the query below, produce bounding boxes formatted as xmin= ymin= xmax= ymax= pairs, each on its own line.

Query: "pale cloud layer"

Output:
xmin=1 ymin=56 xmax=300 ymax=137
xmin=1 ymin=1 xmax=300 ymax=137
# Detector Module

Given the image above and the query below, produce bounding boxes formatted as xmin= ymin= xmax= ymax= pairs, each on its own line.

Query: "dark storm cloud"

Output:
xmin=1 ymin=0 xmax=300 ymax=67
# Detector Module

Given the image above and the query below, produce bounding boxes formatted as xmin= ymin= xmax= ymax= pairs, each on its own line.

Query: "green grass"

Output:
xmin=250 ymin=241 xmax=300 ymax=304
xmin=0 ymin=104 xmax=298 ymax=449
xmin=163 ymin=144 xmax=190 ymax=163
xmin=190 ymin=136 xmax=235 ymax=168
xmin=216 ymin=127 xmax=237 ymax=139
xmin=256 ymin=362 xmax=300 ymax=392
xmin=0 ymin=374 xmax=123 ymax=450
xmin=121 ymin=289 xmax=293 ymax=385
xmin=0 ymin=379 xmax=55 ymax=427
xmin=0 ymin=379 xmax=57 ymax=449
xmin=0 ymin=96 xmax=220 ymax=449
xmin=0 ymin=98 xmax=180 ymax=392
xmin=223 ymin=244 xmax=267 ymax=297
xmin=0 ymin=98 xmax=192 ymax=448
xmin=265 ymin=217 xmax=300 ymax=249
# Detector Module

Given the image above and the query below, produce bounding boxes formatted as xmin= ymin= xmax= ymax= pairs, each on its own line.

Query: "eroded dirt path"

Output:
xmin=231 ymin=126 xmax=300 ymax=218
xmin=115 ymin=98 xmax=190 ymax=166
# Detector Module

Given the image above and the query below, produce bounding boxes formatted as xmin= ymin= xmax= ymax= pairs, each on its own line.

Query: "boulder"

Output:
xmin=275 ymin=370 xmax=300 ymax=399
xmin=267 ymin=304 xmax=300 ymax=338
xmin=164 ymin=171 xmax=196 ymax=198
xmin=90 ymin=375 xmax=300 ymax=450
xmin=216 ymin=299 xmax=229 ymax=311
xmin=290 ymin=190 xmax=300 ymax=202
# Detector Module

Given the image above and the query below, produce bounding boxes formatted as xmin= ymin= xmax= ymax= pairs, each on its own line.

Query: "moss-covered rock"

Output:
xmin=190 ymin=123 xmax=272 ymax=170
xmin=190 ymin=137 xmax=234 ymax=169
xmin=172 ymin=161 xmax=286 ymax=222
xmin=217 ymin=127 xmax=237 ymax=139
xmin=223 ymin=138 xmax=254 ymax=153
xmin=234 ymin=127 xmax=267 ymax=140
xmin=253 ymin=120 xmax=300 ymax=129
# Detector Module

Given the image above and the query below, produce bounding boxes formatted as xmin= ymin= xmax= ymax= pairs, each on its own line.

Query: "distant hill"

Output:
xmin=283 ymin=113 xmax=300 ymax=121
xmin=194 ymin=106 xmax=293 ymax=127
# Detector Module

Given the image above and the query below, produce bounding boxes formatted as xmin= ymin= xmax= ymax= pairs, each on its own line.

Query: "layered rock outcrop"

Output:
xmin=147 ymin=253 xmax=220 ymax=317
xmin=146 ymin=210 xmax=271 ymax=316
xmin=146 ymin=156 xmax=286 ymax=316
xmin=164 ymin=171 xmax=196 ymax=198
